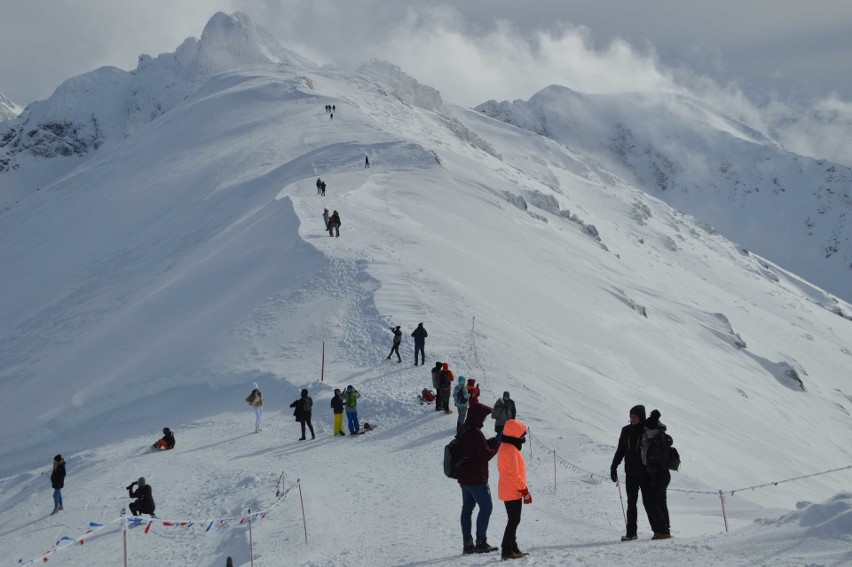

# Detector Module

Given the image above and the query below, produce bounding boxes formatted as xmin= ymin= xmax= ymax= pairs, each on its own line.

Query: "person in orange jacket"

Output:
xmin=438 ymin=362 xmax=455 ymax=414
xmin=497 ymin=419 xmax=531 ymax=560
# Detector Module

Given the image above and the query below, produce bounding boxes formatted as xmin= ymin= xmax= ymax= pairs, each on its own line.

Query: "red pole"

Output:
xmin=298 ymin=482 xmax=308 ymax=543
xmin=122 ymin=509 xmax=128 ymax=567
xmin=321 ymin=342 xmax=325 ymax=382
xmin=719 ymin=491 xmax=729 ymax=533
xmin=248 ymin=509 xmax=255 ymax=567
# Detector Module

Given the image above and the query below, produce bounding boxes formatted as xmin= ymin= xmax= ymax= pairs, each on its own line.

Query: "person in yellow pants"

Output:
xmin=331 ymin=388 xmax=346 ymax=436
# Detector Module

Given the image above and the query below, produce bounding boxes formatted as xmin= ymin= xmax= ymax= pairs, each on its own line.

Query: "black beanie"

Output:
xmin=630 ymin=405 xmax=646 ymax=421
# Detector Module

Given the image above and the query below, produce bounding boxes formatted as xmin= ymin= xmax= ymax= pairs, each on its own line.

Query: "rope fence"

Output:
xmin=526 ymin=428 xmax=852 ymax=533
xmin=17 ymin=473 xmax=303 ymax=565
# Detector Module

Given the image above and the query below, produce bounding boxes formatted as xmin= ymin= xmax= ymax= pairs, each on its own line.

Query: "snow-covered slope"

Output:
xmin=0 ymin=91 xmax=21 ymax=121
xmin=1 ymin=12 xmax=851 ymax=566
xmin=476 ymin=86 xmax=852 ymax=304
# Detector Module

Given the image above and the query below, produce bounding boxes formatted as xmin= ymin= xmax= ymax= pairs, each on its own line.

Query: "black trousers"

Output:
xmin=300 ymin=416 xmax=315 ymax=439
xmin=625 ymin=471 xmax=653 ymax=537
xmin=129 ymin=501 xmax=155 ymax=517
xmin=388 ymin=343 xmax=401 ymax=361
xmin=439 ymin=387 xmax=451 ymax=411
xmin=501 ymin=499 xmax=523 ymax=554
xmin=647 ymin=469 xmax=671 ymax=534
xmin=414 ymin=343 xmax=425 ymax=365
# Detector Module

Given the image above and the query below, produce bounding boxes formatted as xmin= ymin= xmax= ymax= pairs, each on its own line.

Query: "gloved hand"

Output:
xmin=610 ymin=467 xmax=618 ymax=483
xmin=487 ymin=437 xmax=500 ymax=449
xmin=521 ymin=488 xmax=532 ymax=505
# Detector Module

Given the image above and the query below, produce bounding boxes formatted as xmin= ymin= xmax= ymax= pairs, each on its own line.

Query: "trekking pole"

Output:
xmin=298 ymin=481 xmax=308 ymax=543
xmin=248 ymin=509 xmax=255 ymax=567
xmin=321 ymin=341 xmax=325 ymax=382
xmin=719 ymin=490 xmax=729 ymax=533
xmin=616 ymin=482 xmax=627 ymax=527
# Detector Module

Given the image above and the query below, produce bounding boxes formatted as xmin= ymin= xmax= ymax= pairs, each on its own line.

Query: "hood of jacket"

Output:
xmin=503 ymin=418 xmax=527 ymax=438
xmin=464 ymin=403 xmax=492 ymax=429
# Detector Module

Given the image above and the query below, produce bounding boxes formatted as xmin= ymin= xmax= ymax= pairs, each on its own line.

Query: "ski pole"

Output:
xmin=616 ymin=481 xmax=627 ymax=527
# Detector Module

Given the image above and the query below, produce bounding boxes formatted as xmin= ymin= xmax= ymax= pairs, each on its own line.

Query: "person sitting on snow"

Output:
xmin=151 ymin=427 xmax=175 ymax=451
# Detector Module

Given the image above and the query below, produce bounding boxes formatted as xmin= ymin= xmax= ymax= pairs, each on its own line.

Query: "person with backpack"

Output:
xmin=127 ymin=477 xmax=155 ymax=517
xmin=387 ymin=325 xmax=403 ymax=362
xmin=290 ymin=389 xmax=315 ymax=440
xmin=246 ymin=383 xmax=263 ymax=433
xmin=610 ymin=404 xmax=653 ymax=541
xmin=411 ymin=323 xmax=428 ymax=366
xmin=641 ymin=409 xmax=672 ymax=539
xmin=320 ymin=180 xmax=326 ymax=196
xmin=316 ymin=178 xmax=322 ymax=195
xmin=438 ymin=362 xmax=455 ymax=415
xmin=457 ymin=403 xmax=500 ymax=555
xmin=497 ymin=419 xmax=531 ymax=560
xmin=431 ymin=361 xmax=444 ymax=411
xmin=331 ymin=388 xmax=346 ymax=436
xmin=343 ymin=385 xmax=361 ymax=434
xmin=50 ymin=455 xmax=66 ymax=515
xmin=491 ymin=392 xmax=516 ymax=439
xmin=328 ymin=210 xmax=341 ymax=237
xmin=454 ymin=377 xmax=471 ymax=434
xmin=322 ymin=208 xmax=330 ymax=232
xmin=151 ymin=427 xmax=176 ymax=451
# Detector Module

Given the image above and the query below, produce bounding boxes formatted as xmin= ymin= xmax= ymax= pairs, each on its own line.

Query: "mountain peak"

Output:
xmin=0 ymin=92 xmax=22 ymax=121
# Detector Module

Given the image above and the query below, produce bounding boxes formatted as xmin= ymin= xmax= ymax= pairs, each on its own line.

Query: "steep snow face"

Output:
xmin=357 ymin=60 xmax=446 ymax=113
xmin=0 ymin=92 xmax=22 ymax=121
xmin=476 ymin=87 xmax=852 ymax=303
xmin=0 ymin=11 xmax=313 ymax=178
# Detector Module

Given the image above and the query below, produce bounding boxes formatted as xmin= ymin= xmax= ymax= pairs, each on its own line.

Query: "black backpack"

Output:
xmin=643 ymin=431 xmax=674 ymax=473
xmin=668 ymin=446 xmax=681 ymax=471
xmin=443 ymin=432 xmax=468 ymax=479
xmin=439 ymin=370 xmax=450 ymax=388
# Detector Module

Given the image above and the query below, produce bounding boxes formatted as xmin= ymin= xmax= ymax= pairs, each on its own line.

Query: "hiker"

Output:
xmin=344 ymin=385 xmax=361 ymax=434
xmin=387 ymin=325 xmax=403 ymax=362
xmin=316 ymin=177 xmax=322 ymax=195
xmin=151 ymin=427 xmax=176 ymax=451
xmin=420 ymin=388 xmax=436 ymax=404
xmin=331 ymin=388 xmax=346 ymax=436
xmin=497 ymin=419 xmax=531 ymax=560
xmin=365 ymin=155 xmax=370 ymax=168
xmin=492 ymin=392 xmax=517 ymax=439
xmin=332 ymin=105 xmax=335 ymax=112
xmin=610 ymin=404 xmax=653 ymax=541
xmin=457 ymin=403 xmax=501 ymax=555
xmin=322 ymin=208 xmax=330 ymax=231
xmin=50 ymin=455 xmax=66 ymax=515
xmin=320 ymin=180 xmax=326 ymax=196
xmin=127 ymin=477 xmax=155 ymax=517
xmin=330 ymin=113 xmax=333 ymax=120
xmin=246 ymin=383 xmax=264 ymax=432
xmin=438 ymin=362 xmax=455 ymax=414
xmin=411 ymin=323 xmax=427 ymax=366
xmin=431 ymin=361 xmax=444 ymax=411
xmin=467 ymin=379 xmax=480 ymax=405
xmin=454 ymin=377 xmax=471 ymax=434
xmin=290 ymin=389 xmax=315 ymax=440
xmin=328 ymin=210 xmax=341 ymax=237
xmin=641 ymin=409 xmax=672 ymax=539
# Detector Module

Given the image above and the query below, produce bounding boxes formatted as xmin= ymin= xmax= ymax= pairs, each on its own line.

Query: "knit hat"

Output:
xmin=137 ymin=477 xmax=146 ymax=487
xmin=252 ymin=382 xmax=259 ymax=390
xmin=630 ymin=405 xmax=646 ymax=422
xmin=54 ymin=454 xmax=62 ymax=461
xmin=646 ymin=409 xmax=661 ymax=426
xmin=467 ymin=378 xmax=476 ymax=387
xmin=301 ymin=388 xmax=309 ymax=397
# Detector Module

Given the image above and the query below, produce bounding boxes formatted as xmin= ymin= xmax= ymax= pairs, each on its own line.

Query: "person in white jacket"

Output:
xmin=246 ymin=383 xmax=264 ymax=432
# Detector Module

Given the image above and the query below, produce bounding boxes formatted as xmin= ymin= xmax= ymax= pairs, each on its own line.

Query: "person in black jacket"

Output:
xmin=411 ymin=323 xmax=428 ymax=366
xmin=641 ymin=409 xmax=672 ymax=539
xmin=387 ymin=325 xmax=402 ymax=362
xmin=51 ymin=455 xmax=66 ymax=514
xmin=291 ymin=389 xmax=315 ymax=440
xmin=610 ymin=405 xmax=653 ymax=541
xmin=331 ymin=388 xmax=346 ymax=436
xmin=458 ymin=403 xmax=500 ymax=555
xmin=127 ymin=477 xmax=155 ymax=516
xmin=431 ymin=361 xmax=444 ymax=411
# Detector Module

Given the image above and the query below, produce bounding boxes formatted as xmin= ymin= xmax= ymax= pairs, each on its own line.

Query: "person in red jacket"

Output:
xmin=438 ymin=362 xmax=455 ymax=414
xmin=457 ymin=403 xmax=501 ymax=555
xmin=497 ymin=419 xmax=531 ymax=560
xmin=466 ymin=378 xmax=480 ymax=405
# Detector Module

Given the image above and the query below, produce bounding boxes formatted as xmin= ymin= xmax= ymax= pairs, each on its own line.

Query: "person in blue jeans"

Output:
xmin=457 ymin=403 xmax=500 ymax=554
xmin=51 ymin=455 xmax=66 ymax=515
xmin=343 ymin=385 xmax=361 ymax=433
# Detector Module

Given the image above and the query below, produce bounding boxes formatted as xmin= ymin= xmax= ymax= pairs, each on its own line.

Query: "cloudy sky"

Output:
xmin=2 ymin=0 xmax=852 ymax=107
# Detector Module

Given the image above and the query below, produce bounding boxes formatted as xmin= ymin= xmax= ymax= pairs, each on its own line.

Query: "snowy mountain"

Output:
xmin=476 ymin=86 xmax=852 ymax=304
xmin=2 ymin=12 xmax=852 ymax=566
xmin=0 ymin=91 xmax=21 ymax=121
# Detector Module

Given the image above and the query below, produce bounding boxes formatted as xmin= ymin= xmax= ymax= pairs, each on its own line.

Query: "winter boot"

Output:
xmin=475 ymin=540 xmax=498 ymax=553
xmin=51 ymin=507 xmax=59 ymax=515
xmin=299 ymin=437 xmax=306 ymax=441
xmin=58 ymin=505 xmax=63 ymax=511
xmin=463 ymin=542 xmax=476 ymax=555
xmin=621 ymin=534 xmax=638 ymax=541
xmin=652 ymin=533 xmax=672 ymax=540
xmin=501 ymin=550 xmax=526 ymax=560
